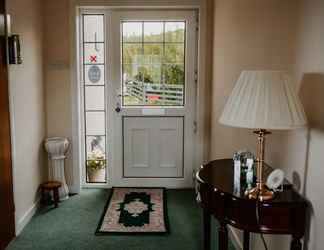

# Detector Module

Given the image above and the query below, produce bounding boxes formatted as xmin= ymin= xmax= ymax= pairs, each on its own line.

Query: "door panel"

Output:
xmin=123 ymin=117 xmax=183 ymax=178
xmin=0 ymin=1 xmax=16 ymax=248
xmin=108 ymin=10 xmax=197 ymax=188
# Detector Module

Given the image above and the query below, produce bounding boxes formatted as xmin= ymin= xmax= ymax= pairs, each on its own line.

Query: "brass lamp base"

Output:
xmin=247 ymin=184 xmax=274 ymax=201
xmin=246 ymin=129 xmax=274 ymax=202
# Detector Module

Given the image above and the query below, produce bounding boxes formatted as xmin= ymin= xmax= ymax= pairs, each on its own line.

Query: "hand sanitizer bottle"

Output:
xmin=233 ymin=152 xmax=241 ymax=195
xmin=246 ymin=154 xmax=254 ymax=190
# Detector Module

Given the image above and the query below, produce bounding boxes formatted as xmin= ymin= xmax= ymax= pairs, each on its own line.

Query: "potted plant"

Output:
xmin=87 ymin=149 xmax=106 ymax=182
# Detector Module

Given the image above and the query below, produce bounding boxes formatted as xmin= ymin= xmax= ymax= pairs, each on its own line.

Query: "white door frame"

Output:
xmin=71 ymin=3 xmax=209 ymax=192
xmin=108 ymin=10 xmax=197 ymax=188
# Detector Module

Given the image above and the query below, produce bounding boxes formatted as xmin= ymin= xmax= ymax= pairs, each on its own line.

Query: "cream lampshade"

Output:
xmin=219 ymin=70 xmax=307 ymax=201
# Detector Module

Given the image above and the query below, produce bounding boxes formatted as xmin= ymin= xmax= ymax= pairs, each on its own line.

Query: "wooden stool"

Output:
xmin=40 ymin=181 xmax=62 ymax=208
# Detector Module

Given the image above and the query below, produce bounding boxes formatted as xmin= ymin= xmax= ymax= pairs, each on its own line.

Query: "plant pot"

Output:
xmin=88 ymin=168 xmax=105 ymax=182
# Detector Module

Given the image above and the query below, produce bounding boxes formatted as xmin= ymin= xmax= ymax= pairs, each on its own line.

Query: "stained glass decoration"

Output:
xmin=82 ymin=14 xmax=107 ymax=183
xmin=86 ymin=135 xmax=106 ymax=159
xmin=88 ymin=65 xmax=101 ymax=83
xmin=84 ymin=43 xmax=104 ymax=64
xmin=85 ymin=65 xmax=104 ymax=85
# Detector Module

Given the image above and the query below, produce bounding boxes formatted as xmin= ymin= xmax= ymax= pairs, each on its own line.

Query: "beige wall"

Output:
xmin=210 ymin=0 xmax=299 ymax=159
xmin=209 ymin=0 xmax=300 ymax=249
xmin=72 ymin=0 xmax=201 ymax=6
xmin=253 ymin=0 xmax=324 ymax=248
xmin=210 ymin=0 xmax=324 ymax=249
xmin=264 ymin=0 xmax=324 ymax=249
xmin=7 ymin=0 xmax=46 ymax=233
xmin=43 ymin=0 xmax=73 ymax=184
xmin=43 ymin=0 xmax=71 ymax=137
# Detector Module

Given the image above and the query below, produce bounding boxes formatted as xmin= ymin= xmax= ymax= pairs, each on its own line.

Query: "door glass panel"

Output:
xmin=84 ymin=43 xmax=104 ymax=64
xmin=163 ymin=64 xmax=185 ymax=85
xmin=144 ymin=22 xmax=163 ymax=42
xmin=123 ymin=64 xmax=142 ymax=82
xmin=86 ymin=112 xmax=105 ymax=136
xmin=83 ymin=15 xmax=104 ymax=42
xmin=122 ymin=21 xmax=186 ymax=106
xmin=164 ymin=44 xmax=185 ymax=63
xmin=143 ymin=44 xmax=163 ymax=64
xmin=86 ymin=136 xmax=106 ymax=159
xmin=82 ymin=14 xmax=107 ymax=183
xmin=85 ymin=86 xmax=105 ymax=111
xmin=123 ymin=64 xmax=144 ymax=106
xmin=123 ymin=43 xmax=143 ymax=64
xmin=165 ymin=22 xmax=185 ymax=42
xmin=151 ymin=64 xmax=162 ymax=84
xmin=85 ymin=65 xmax=104 ymax=85
xmin=122 ymin=22 xmax=142 ymax=42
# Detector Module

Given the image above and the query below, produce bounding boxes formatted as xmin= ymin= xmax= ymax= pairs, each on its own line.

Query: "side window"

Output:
xmin=82 ymin=14 xmax=107 ymax=183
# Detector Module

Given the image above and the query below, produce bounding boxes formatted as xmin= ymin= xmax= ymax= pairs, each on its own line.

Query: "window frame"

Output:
xmin=80 ymin=12 xmax=108 ymax=185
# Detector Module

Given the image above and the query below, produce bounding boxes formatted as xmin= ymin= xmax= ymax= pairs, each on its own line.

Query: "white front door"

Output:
xmin=107 ymin=10 xmax=197 ymax=188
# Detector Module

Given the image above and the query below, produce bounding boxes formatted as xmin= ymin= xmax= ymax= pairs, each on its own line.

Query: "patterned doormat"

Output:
xmin=96 ymin=188 xmax=169 ymax=234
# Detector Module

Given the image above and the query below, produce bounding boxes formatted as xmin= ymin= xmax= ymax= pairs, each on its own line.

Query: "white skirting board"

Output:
xmin=15 ymin=184 xmax=78 ymax=236
xmin=69 ymin=184 xmax=81 ymax=194
xmin=15 ymin=198 xmax=40 ymax=236
xmin=229 ymin=226 xmax=243 ymax=250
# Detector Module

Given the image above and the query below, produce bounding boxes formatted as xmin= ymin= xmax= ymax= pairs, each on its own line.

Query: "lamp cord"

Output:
xmin=256 ymin=193 xmax=269 ymax=250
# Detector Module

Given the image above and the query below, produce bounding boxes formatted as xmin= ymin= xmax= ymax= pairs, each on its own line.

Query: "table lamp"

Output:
xmin=219 ymin=71 xmax=307 ymax=201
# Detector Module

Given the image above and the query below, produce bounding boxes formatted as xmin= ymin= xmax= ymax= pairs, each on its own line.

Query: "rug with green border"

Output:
xmin=96 ymin=187 xmax=169 ymax=234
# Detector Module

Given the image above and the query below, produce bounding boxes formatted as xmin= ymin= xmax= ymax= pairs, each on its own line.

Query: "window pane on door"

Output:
xmin=151 ymin=64 xmax=162 ymax=84
xmin=143 ymin=44 xmax=163 ymax=64
xmin=165 ymin=22 xmax=185 ymax=42
xmin=123 ymin=43 xmax=143 ymax=64
xmin=122 ymin=21 xmax=186 ymax=106
xmin=144 ymin=22 xmax=163 ymax=42
xmin=163 ymin=64 xmax=185 ymax=85
xmin=122 ymin=22 xmax=142 ymax=42
xmin=123 ymin=64 xmax=142 ymax=82
xmin=164 ymin=44 xmax=185 ymax=63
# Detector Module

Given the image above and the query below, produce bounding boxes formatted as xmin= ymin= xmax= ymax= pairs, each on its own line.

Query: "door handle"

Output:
xmin=115 ymin=102 xmax=121 ymax=113
xmin=115 ymin=106 xmax=121 ymax=113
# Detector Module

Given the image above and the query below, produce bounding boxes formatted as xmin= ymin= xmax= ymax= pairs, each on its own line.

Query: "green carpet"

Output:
xmin=7 ymin=189 xmax=235 ymax=250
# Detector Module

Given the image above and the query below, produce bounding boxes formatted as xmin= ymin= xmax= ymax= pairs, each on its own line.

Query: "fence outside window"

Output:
xmin=124 ymin=81 xmax=184 ymax=105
